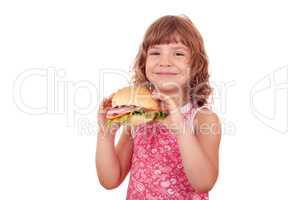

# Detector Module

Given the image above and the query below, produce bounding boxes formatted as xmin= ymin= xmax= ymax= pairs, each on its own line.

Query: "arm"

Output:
xmin=95 ymin=124 xmax=134 ymax=190
xmin=115 ymin=125 xmax=134 ymax=184
xmin=176 ymin=109 xmax=221 ymax=192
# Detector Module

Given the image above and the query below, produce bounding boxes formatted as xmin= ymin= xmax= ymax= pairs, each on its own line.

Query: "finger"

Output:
xmin=103 ymin=94 xmax=113 ymax=105
xmin=151 ymin=91 xmax=163 ymax=100
xmin=100 ymin=98 xmax=109 ymax=108
xmin=99 ymin=98 xmax=110 ymax=114
xmin=106 ymin=98 xmax=112 ymax=106
xmin=152 ymin=92 xmax=170 ymax=104
xmin=103 ymin=99 xmax=111 ymax=107
xmin=152 ymin=93 xmax=178 ymax=112
xmin=104 ymin=93 xmax=114 ymax=106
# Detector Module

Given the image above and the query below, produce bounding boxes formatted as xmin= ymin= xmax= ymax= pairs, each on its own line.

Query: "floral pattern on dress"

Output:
xmin=126 ymin=103 xmax=210 ymax=200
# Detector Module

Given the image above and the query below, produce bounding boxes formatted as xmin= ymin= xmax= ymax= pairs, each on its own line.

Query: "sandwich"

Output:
xmin=105 ymin=86 xmax=168 ymax=126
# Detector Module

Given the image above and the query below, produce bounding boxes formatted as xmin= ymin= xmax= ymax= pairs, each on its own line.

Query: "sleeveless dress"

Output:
xmin=126 ymin=102 xmax=211 ymax=200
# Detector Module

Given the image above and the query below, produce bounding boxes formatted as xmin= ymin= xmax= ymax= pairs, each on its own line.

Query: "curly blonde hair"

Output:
xmin=130 ymin=15 xmax=213 ymax=107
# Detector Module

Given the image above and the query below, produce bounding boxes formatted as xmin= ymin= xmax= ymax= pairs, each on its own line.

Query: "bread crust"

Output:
xmin=111 ymin=86 xmax=159 ymax=110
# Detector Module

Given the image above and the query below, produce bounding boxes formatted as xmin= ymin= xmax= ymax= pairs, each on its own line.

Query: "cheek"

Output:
xmin=145 ymin=55 xmax=158 ymax=68
xmin=178 ymin=67 xmax=191 ymax=83
xmin=146 ymin=57 xmax=155 ymax=68
xmin=184 ymin=67 xmax=191 ymax=77
xmin=145 ymin=61 xmax=154 ymax=80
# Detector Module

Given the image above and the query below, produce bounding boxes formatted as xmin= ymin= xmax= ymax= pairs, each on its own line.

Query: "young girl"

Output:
xmin=96 ymin=15 xmax=221 ymax=200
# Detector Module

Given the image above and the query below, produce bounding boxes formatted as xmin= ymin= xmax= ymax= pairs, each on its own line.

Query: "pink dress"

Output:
xmin=126 ymin=102 xmax=211 ymax=200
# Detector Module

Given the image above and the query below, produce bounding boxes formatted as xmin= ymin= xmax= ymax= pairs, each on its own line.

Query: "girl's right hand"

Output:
xmin=97 ymin=93 xmax=120 ymax=137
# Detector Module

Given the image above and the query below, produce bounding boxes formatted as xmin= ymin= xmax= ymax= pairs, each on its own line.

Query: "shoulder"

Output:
xmin=192 ymin=107 xmax=222 ymax=143
xmin=192 ymin=107 xmax=221 ymax=128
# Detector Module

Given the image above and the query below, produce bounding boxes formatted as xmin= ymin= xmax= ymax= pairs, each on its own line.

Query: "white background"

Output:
xmin=0 ymin=0 xmax=299 ymax=199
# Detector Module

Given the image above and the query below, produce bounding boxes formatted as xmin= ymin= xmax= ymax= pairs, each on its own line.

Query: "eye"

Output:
xmin=149 ymin=52 xmax=160 ymax=56
xmin=175 ymin=52 xmax=185 ymax=56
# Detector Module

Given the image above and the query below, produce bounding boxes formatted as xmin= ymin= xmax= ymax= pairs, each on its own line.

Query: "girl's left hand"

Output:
xmin=151 ymin=91 xmax=184 ymax=132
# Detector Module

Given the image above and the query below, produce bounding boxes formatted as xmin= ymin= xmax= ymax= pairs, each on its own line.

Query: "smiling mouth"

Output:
xmin=155 ymin=72 xmax=178 ymax=75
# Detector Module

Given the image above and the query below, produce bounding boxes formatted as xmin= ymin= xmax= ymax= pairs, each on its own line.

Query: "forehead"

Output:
xmin=149 ymin=43 xmax=189 ymax=50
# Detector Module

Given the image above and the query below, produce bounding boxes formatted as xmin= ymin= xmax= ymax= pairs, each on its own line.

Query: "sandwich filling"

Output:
xmin=106 ymin=105 xmax=167 ymax=126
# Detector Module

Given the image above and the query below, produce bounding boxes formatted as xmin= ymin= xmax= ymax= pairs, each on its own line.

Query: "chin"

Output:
xmin=154 ymin=82 xmax=183 ymax=93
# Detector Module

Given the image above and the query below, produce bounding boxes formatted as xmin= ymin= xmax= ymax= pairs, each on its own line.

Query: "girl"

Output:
xmin=96 ymin=15 xmax=221 ymax=200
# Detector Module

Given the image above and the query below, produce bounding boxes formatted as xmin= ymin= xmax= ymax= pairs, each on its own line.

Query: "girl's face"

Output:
xmin=145 ymin=42 xmax=191 ymax=93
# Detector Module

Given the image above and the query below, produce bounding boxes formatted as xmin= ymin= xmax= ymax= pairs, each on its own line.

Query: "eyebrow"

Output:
xmin=149 ymin=45 xmax=189 ymax=51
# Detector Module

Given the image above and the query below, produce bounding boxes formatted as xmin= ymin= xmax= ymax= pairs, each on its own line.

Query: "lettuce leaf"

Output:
xmin=155 ymin=111 xmax=167 ymax=119
xmin=106 ymin=110 xmax=168 ymax=126
xmin=106 ymin=114 xmax=130 ymax=126
xmin=131 ymin=108 xmax=145 ymax=115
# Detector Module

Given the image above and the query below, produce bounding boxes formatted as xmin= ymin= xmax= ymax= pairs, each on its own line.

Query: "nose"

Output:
xmin=159 ymin=54 xmax=171 ymax=67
